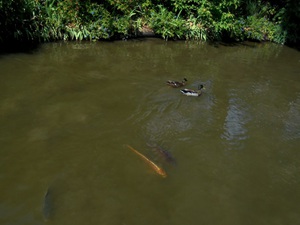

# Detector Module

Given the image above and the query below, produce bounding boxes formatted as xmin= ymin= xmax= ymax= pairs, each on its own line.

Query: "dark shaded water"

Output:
xmin=0 ymin=39 xmax=299 ymax=225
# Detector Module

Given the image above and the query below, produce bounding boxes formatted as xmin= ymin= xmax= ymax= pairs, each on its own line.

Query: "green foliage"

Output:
xmin=85 ymin=3 xmax=113 ymax=40
xmin=42 ymin=0 xmax=114 ymax=41
xmin=185 ymin=14 xmax=208 ymax=41
xmin=148 ymin=5 xmax=187 ymax=40
xmin=235 ymin=0 xmax=288 ymax=44
xmin=0 ymin=0 xmax=298 ymax=45
xmin=240 ymin=15 xmax=285 ymax=43
xmin=281 ymin=0 xmax=300 ymax=45
xmin=0 ymin=0 xmax=41 ymax=43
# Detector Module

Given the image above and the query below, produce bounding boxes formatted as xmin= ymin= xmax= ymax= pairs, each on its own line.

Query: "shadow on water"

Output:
xmin=0 ymin=41 xmax=41 ymax=55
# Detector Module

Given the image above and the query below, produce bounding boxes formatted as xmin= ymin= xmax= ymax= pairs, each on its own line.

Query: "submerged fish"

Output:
xmin=43 ymin=187 xmax=53 ymax=221
xmin=150 ymin=145 xmax=176 ymax=165
xmin=126 ymin=144 xmax=167 ymax=178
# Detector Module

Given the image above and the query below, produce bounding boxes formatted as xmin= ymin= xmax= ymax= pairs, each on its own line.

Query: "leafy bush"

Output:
xmin=185 ymin=14 xmax=208 ymax=41
xmin=0 ymin=0 xmax=40 ymax=43
xmin=148 ymin=5 xmax=187 ymax=40
xmin=0 ymin=0 xmax=298 ymax=45
xmin=235 ymin=0 xmax=286 ymax=43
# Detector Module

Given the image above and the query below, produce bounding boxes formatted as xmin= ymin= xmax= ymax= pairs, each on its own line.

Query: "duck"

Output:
xmin=166 ymin=78 xmax=187 ymax=88
xmin=180 ymin=84 xmax=204 ymax=97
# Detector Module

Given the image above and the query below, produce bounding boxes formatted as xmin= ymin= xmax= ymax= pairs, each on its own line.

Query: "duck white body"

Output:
xmin=180 ymin=84 xmax=204 ymax=97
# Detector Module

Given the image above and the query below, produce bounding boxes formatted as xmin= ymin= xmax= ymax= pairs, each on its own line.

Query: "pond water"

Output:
xmin=0 ymin=39 xmax=299 ymax=225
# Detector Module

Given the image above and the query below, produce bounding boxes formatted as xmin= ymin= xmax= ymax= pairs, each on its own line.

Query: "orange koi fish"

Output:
xmin=126 ymin=145 xmax=167 ymax=178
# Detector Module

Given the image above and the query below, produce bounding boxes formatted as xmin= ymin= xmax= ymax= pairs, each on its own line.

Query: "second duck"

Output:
xmin=166 ymin=78 xmax=187 ymax=88
xmin=180 ymin=84 xmax=204 ymax=97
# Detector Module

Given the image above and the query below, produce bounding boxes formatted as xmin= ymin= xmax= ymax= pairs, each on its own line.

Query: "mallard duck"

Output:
xmin=166 ymin=78 xmax=187 ymax=88
xmin=180 ymin=84 xmax=204 ymax=97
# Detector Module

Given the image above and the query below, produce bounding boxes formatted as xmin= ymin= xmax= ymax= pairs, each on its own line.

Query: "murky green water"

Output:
xmin=0 ymin=39 xmax=300 ymax=225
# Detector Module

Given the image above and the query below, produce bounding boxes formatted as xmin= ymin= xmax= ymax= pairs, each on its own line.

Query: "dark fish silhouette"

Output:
xmin=43 ymin=187 xmax=53 ymax=221
xmin=148 ymin=144 xmax=176 ymax=165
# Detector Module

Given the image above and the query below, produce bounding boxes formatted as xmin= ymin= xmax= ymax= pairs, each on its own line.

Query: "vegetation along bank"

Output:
xmin=0 ymin=0 xmax=299 ymax=49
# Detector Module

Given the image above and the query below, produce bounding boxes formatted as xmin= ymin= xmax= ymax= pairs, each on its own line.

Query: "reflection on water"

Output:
xmin=0 ymin=40 xmax=300 ymax=225
xmin=222 ymin=91 xmax=251 ymax=148
xmin=283 ymin=95 xmax=300 ymax=140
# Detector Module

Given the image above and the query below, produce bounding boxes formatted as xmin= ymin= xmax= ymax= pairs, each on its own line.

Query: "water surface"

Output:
xmin=0 ymin=39 xmax=300 ymax=225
